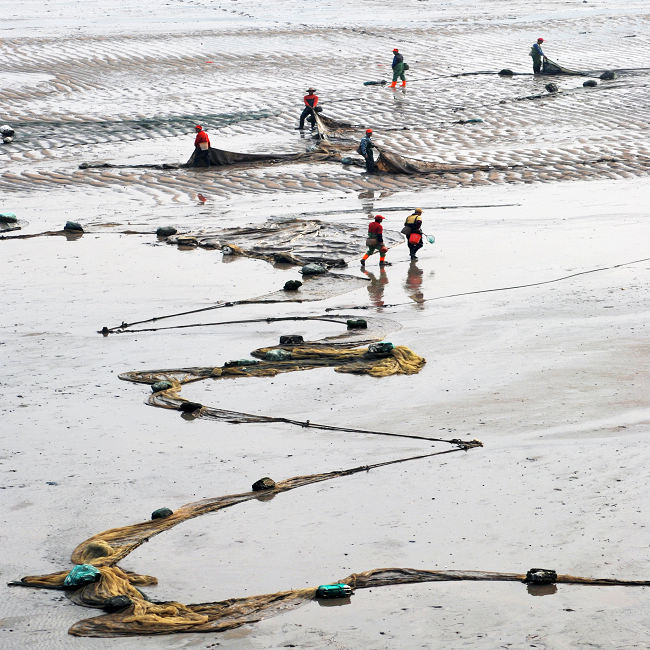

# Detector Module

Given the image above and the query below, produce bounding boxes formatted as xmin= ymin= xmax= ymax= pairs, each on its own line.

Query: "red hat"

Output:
xmin=393 ymin=48 xmax=399 ymax=52
xmin=374 ymin=215 xmax=385 ymax=221
xmin=537 ymin=37 xmax=544 ymax=42
xmin=365 ymin=128 xmax=373 ymax=134
xmin=195 ymin=124 xmax=203 ymax=130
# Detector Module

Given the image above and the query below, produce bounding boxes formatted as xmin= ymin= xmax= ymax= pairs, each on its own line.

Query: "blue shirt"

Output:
xmin=359 ymin=135 xmax=373 ymax=155
xmin=532 ymin=42 xmax=545 ymax=58
xmin=392 ymin=53 xmax=404 ymax=68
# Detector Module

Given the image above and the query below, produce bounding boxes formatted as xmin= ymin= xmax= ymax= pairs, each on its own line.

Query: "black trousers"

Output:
xmin=533 ymin=59 xmax=542 ymax=74
xmin=299 ymin=106 xmax=322 ymax=128
xmin=299 ymin=107 xmax=315 ymax=129
xmin=408 ymin=240 xmax=423 ymax=258
xmin=364 ymin=150 xmax=376 ymax=172
xmin=193 ymin=147 xmax=211 ymax=167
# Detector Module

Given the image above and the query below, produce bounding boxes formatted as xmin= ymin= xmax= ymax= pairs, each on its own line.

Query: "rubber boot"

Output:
xmin=361 ymin=254 xmax=369 ymax=266
xmin=401 ymin=81 xmax=406 ymax=87
xmin=389 ymin=81 xmax=397 ymax=88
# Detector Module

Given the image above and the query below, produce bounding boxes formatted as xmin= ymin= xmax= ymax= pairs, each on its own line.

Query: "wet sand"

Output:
xmin=1 ymin=1 xmax=649 ymax=648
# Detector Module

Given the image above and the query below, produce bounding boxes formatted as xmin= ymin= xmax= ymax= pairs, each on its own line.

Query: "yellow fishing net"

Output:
xmin=121 ymin=342 xmax=426 ymax=388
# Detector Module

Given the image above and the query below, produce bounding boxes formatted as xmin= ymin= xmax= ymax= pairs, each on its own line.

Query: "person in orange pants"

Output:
xmin=361 ymin=215 xmax=388 ymax=266
xmin=390 ymin=48 xmax=406 ymax=88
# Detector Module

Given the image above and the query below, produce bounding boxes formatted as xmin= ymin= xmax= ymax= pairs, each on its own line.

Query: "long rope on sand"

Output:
xmin=99 ymin=256 xmax=650 ymax=333
xmin=327 ymin=255 xmax=650 ymax=311
xmin=101 ymin=314 xmax=351 ymax=335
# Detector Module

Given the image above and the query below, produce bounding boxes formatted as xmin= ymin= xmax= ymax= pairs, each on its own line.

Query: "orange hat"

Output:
xmin=366 ymin=128 xmax=373 ymax=134
xmin=374 ymin=215 xmax=385 ymax=221
xmin=393 ymin=48 xmax=399 ymax=52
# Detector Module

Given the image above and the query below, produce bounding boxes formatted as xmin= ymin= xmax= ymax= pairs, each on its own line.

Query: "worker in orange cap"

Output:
xmin=390 ymin=48 xmax=406 ymax=88
xmin=359 ymin=128 xmax=376 ymax=173
xmin=193 ymin=125 xmax=211 ymax=167
xmin=361 ymin=215 xmax=388 ymax=267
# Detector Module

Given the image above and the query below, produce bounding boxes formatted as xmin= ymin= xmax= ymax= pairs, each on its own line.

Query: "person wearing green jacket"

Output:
xmin=390 ymin=48 xmax=406 ymax=88
xmin=530 ymin=38 xmax=547 ymax=74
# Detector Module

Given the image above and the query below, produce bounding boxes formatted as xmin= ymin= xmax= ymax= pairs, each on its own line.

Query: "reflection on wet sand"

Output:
xmin=405 ymin=260 xmax=425 ymax=305
xmin=527 ymin=583 xmax=558 ymax=597
xmin=362 ymin=267 xmax=389 ymax=307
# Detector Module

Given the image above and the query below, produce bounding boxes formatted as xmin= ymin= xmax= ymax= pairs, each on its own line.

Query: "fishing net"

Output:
xmin=11 ymin=448 xmax=480 ymax=637
xmin=184 ymin=146 xmax=328 ymax=167
xmin=542 ymin=57 xmax=584 ymax=76
xmin=163 ymin=218 xmax=402 ymax=268
xmin=80 ymin=147 xmax=331 ymax=170
xmin=13 ymin=469 xmax=648 ymax=640
xmin=313 ymin=112 xmax=359 ymax=141
xmin=77 ymin=110 xmax=492 ymax=176
xmin=375 ymin=150 xmax=492 ymax=175
xmin=313 ymin=111 xmax=497 ymax=175
xmin=11 ymin=327 xmax=643 ymax=638
xmin=119 ymin=341 xmax=426 ymax=398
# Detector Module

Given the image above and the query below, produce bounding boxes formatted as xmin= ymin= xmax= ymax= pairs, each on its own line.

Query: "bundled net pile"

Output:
xmin=120 ymin=340 xmax=427 ymax=423
xmin=122 ymin=340 xmax=425 ymax=384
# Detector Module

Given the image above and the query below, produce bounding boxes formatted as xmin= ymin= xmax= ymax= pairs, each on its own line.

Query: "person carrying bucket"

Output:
xmin=402 ymin=209 xmax=424 ymax=260
xmin=193 ymin=125 xmax=211 ymax=166
xmin=407 ymin=222 xmax=424 ymax=261
xmin=401 ymin=208 xmax=423 ymax=241
xmin=361 ymin=215 xmax=388 ymax=267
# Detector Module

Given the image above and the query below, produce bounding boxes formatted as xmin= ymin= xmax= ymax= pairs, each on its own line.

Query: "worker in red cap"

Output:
xmin=361 ymin=215 xmax=388 ymax=267
xmin=358 ymin=129 xmax=376 ymax=173
xmin=530 ymin=38 xmax=547 ymax=74
xmin=390 ymin=48 xmax=406 ymax=88
xmin=297 ymin=88 xmax=322 ymax=130
xmin=193 ymin=125 xmax=211 ymax=167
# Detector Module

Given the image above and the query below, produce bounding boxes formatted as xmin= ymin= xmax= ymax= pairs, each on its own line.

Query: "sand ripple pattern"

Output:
xmin=1 ymin=2 xmax=649 ymax=199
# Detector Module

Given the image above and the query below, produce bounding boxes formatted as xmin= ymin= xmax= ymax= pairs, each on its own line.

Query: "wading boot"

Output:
xmin=389 ymin=81 xmax=397 ymax=88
